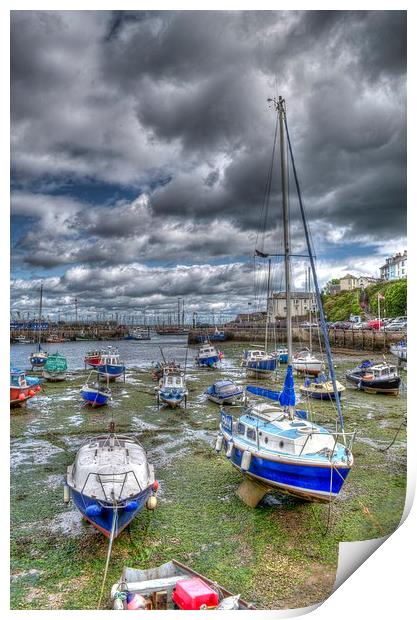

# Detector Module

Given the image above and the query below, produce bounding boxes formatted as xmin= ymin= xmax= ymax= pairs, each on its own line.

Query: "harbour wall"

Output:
xmin=187 ymin=327 xmax=406 ymax=352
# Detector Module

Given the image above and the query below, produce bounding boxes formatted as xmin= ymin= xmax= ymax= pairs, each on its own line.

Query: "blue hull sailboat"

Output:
xmin=216 ymin=96 xmax=354 ymax=504
xmin=66 ymin=432 xmax=158 ymax=538
xmin=80 ymin=371 xmax=111 ymax=407
xmin=28 ymin=283 xmax=49 ymax=368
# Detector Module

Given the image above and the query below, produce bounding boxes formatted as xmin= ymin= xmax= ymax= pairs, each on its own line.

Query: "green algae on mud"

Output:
xmin=10 ymin=342 xmax=407 ymax=610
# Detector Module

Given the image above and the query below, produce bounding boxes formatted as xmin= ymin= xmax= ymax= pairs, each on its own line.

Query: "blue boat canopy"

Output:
xmin=279 ymin=365 xmax=296 ymax=407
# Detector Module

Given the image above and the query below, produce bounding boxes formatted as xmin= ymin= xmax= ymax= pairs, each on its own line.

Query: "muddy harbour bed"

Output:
xmin=10 ymin=338 xmax=407 ymax=610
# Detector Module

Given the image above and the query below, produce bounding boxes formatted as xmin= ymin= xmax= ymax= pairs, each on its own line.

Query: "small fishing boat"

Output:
xmin=242 ymin=349 xmax=277 ymax=377
xmin=292 ymin=348 xmax=324 ymax=376
xmin=97 ymin=347 xmax=126 ymax=381
xmin=195 ymin=340 xmax=221 ymax=368
xmin=13 ymin=335 xmax=34 ymax=344
xmin=45 ymin=334 xmax=66 ymax=344
xmin=271 ymin=347 xmax=288 ymax=364
xmin=80 ymin=371 xmax=111 ymax=407
xmin=65 ymin=430 xmax=158 ymax=538
xmin=156 ymin=370 xmax=188 ymax=408
xmin=124 ymin=328 xmax=151 ymax=341
xmin=390 ymin=339 xmax=407 ymax=361
xmin=42 ymin=352 xmax=68 ymax=381
xmin=110 ymin=559 xmax=254 ymax=610
xmin=10 ymin=367 xmax=41 ymax=407
xmin=300 ymin=375 xmax=345 ymax=401
xmin=84 ymin=349 xmax=103 ymax=367
xmin=151 ymin=360 xmax=181 ymax=382
xmin=345 ymin=360 xmax=401 ymax=395
xmin=206 ymin=379 xmax=244 ymax=405
xmin=211 ymin=327 xmax=227 ymax=341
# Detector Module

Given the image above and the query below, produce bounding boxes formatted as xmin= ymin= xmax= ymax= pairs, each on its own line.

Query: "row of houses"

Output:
xmin=326 ymin=250 xmax=407 ymax=296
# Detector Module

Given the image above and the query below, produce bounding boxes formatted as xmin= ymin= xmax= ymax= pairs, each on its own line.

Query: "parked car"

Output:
xmin=353 ymin=321 xmax=367 ymax=330
xmin=367 ymin=319 xmax=384 ymax=330
xmin=384 ymin=320 xmax=407 ymax=332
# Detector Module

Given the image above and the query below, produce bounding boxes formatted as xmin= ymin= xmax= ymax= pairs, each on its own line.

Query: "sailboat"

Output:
xmin=216 ymin=97 xmax=354 ymax=503
xmin=28 ymin=283 xmax=49 ymax=369
xmin=242 ymin=259 xmax=277 ymax=378
xmin=65 ymin=425 xmax=158 ymax=538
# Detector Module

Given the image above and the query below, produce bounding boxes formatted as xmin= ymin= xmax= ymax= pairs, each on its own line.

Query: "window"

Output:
xmin=237 ymin=423 xmax=245 ymax=435
xmin=246 ymin=427 xmax=256 ymax=441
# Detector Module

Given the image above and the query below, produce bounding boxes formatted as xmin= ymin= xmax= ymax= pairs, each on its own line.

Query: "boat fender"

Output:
xmin=18 ymin=393 xmax=26 ymax=401
xmin=29 ymin=389 xmax=35 ymax=396
xmin=126 ymin=592 xmax=147 ymax=610
xmin=125 ymin=500 xmax=139 ymax=511
xmin=240 ymin=450 xmax=252 ymax=471
xmin=226 ymin=441 xmax=234 ymax=458
xmin=152 ymin=480 xmax=159 ymax=491
xmin=215 ymin=435 xmax=223 ymax=452
xmin=113 ymin=596 xmax=125 ymax=610
xmin=63 ymin=483 xmax=70 ymax=504
xmin=85 ymin=503 xmax=102 ymax=517
xmin=146 ymin=495 xmax=158 ymax=510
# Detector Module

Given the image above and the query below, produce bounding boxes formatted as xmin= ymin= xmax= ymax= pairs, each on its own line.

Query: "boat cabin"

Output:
xmin=232 ymin=403 xmax=337 ymax=458
xmin=199 ymin=344 xmax=217 ymax=356
xmin=10 ymin=370 xmax=27 ymax=388
xmin=364 ymin=363 xmax=397 ymax=379
xmin=161 ymin=372 xmax=186 ymax=389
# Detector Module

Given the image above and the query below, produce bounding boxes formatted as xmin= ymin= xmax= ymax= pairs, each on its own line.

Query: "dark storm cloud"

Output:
xmin=10 ymin=10 xmax=406 ymax=313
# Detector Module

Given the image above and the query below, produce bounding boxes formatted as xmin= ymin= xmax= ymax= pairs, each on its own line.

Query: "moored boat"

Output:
xmin=206 ymin=379 xmax=244 ymax=405
xmin=124 ymin=327 xmax=151 ymax=341
xmin=151 ymin=360 xmax=181 ymax=382
xmin=156 ymin=370 xmax=188 ymax=408
xmin=292 ymin=348 xmax=324 ymax=376
xmin=345 ymin=360 xmax=401 ymax=395
xmin=42 ymin=352 xmax=68 ymax=381
xmin=65 ymin=431 xmax=158 ymax=538
xmin=97 ymin=347 xmax=126 ymax=381
xmin=300 ymin=375 xmax=345 ymax=401
xmin=110 ymin=559 xmax=254 ymax=610
xmin=216 ymin=96 xmax=354 ymax=505
xmin=242 ymin=349 xmax=277 ymax=377
xmin=80 ymin=371 xmax=111 ymax=407
xmin=10 ymin=367 xmax=41 ymax=407
xmin=390 ymin=339 xmax=407 ymax=361
xmin=271 ymin=347 xmax=289 ymax=364
xmin=195 ymin=340 xmax=221 ymax=368
xmin=84 ymin=349 xmax=103 ymax=367
xmin=28 ymin=283 xmax=48 ymax=368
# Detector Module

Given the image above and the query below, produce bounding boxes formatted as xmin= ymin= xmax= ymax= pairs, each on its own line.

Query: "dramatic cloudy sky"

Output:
xmin=10 ymin=10 xmax=406 ymax=322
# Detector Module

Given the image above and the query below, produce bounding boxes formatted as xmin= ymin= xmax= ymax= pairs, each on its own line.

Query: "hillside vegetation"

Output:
xmin=322 ymin=279 xmax=407 ymax=321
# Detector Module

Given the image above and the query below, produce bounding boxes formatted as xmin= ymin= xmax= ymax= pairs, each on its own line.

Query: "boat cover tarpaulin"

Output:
xmin=245 ymin=385 xmax=281 ymax=401
xmin=279 ymin=365 xmax=296 ymax=407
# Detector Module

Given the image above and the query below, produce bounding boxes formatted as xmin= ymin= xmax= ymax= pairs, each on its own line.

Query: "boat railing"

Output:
xmin=80 ymin=469 xmax=148 ymax=505
xmin=298 ymin=429 xmax=356 ymax=460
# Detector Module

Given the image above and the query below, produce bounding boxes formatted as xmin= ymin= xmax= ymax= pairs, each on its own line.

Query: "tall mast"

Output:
xmin=264 ymin=258 xmax=271 ymax=351
xmin=308 ymin=266 xmax=312 ymax=351
xmin=277 ymin=97 xmax=292 ymax=363
xmin=38 ymin=283 xmax=43 ymax=347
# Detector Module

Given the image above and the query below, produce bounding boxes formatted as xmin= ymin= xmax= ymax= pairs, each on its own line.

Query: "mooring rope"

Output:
xmin=97 ymin=506 xmax=118 ymax=609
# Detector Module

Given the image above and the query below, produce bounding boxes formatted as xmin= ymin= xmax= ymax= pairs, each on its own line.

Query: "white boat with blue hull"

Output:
xmin=390 ymin=339 xmax=407 ymax=361
xmin=218 ymin=378 xmax=354 ymax=503
xmin=206 ymin=380 xmax=244 ymax=405
xmin=156 ymin=370 xmax=188 ymax=408
xmin=217 ymin=96 xmax=355 ymax=505
xmin=242 ymin=350 xmax=277 ymax=377
xmin=195 ymin=341 xmax=221 ymax=368
xmin=66 ymin=432 xmax=158 ymax=538
xmin=97 ymin=347 xmax=126 ymax=381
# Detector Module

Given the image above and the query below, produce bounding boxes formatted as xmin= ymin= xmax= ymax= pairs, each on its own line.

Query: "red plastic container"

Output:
xmin=172 ymin=578 xmax=219 ymax=610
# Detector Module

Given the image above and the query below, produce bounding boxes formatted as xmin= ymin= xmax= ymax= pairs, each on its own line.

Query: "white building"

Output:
xmin=380 ymin=251 xmax=407 ymax=281
xmin=268 ymin=292 xmax=317 ymax=321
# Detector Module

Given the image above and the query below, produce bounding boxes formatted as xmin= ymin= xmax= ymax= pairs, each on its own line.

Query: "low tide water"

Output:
xmin=10 ymin=338 xmax=407 ymax=610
